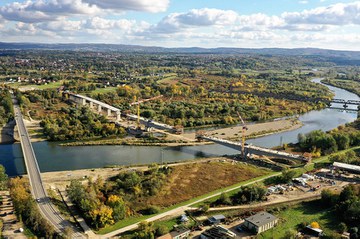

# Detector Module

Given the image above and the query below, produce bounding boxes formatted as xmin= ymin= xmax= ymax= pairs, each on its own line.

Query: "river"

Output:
xmin=1 ymin=78 xmax=359 ymax=176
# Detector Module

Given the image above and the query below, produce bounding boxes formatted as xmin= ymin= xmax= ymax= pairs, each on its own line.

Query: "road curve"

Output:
xmin=13 ymin=99 xmax=85 ymax=239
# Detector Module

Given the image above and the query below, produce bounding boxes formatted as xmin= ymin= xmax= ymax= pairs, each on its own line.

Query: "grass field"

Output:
xmin=158 ymin=73 xmax=178 ymax=84
xmin=89 ymin=86 xmax=117 ymax=94
xmin=261 ymin=200 xmax=341 ymax=238
xmin=146 ymin=161 xmax=270 ymax=207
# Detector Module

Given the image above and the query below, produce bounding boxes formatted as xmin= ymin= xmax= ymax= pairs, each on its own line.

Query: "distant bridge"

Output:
xmin=67 ymin=92 xmax=181 ymax=133
xmin=198 ymin=135 xmax=309 ymax=162
xmin=330 ymin=99 xmax=360 ymax=106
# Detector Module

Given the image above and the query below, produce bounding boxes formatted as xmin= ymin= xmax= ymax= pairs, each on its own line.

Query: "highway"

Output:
xmin=13 ymin=100 xmax=84 ymax=238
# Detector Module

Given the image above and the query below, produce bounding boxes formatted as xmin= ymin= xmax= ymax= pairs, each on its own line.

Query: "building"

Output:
xmin=170 ymin=227 xmax=190 ymax=239
xmin=200 ymin=225 xmax=236 ymax=239
xmin=333 ymin=162 xmax=360 ymax=174
xmin=208 ymin=214 xmax=226 ymax=225
xmin=243 ymin=211 xmax=278 ymax=234
xmin=302 ymin=225 xmax=323 ymax=237
xmin=157 ymin=227 xmax=190 ymax=239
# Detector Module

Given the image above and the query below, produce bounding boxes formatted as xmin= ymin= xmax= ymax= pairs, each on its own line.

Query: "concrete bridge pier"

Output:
xmin=89 ymin=101 xmax=93 ymax=108
xmin=107 ymin=109 xmax=112 ymax=117
xmin=98 ymin=105 xmax=102 ymax=112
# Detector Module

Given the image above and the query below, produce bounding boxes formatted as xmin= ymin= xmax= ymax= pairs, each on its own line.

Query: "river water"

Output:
xmin=1 ymin=78 xmax=359 ymax=176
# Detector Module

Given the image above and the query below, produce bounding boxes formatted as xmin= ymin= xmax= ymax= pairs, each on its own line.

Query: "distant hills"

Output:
xmin=1 ymin=42 xmax=360 ymax=63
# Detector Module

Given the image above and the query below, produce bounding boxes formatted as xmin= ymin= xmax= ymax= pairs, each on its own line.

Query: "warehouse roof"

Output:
xmin=245 ymin=211 xmax=277 ymax=227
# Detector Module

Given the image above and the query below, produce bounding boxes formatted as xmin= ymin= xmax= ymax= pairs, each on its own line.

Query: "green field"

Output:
xmin=89 ymin=86 xmax=117 ymax=94
xmin=261 ymin=200 xmax=341 ymax=238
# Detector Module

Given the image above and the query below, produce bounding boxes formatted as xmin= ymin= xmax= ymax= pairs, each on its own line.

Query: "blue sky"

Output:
xmin=0 ymin=0 xmax=360 ymax=50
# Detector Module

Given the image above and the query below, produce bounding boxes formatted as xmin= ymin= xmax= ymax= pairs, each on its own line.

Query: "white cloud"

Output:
xmin=299 ymin=1 xmax=309 ymax=4
xmin=0 ymin=0 xmax=100 ymax=23
xmin=82 ymin=0 xmax=169 ymax=13
xmin=282 ymin=1 xmax=360 ymax=25
xmin=148 ymin=8 xmax=239 ymax=34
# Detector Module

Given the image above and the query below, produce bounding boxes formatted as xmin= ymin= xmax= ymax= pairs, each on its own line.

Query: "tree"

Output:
xmin=338 ymin=222 xmax=348 ymax=233
xmin=0 ymin=165 xmax=8 ymax=190
xmin=107 ymin=195 xmax=126 ymax=221
xmin=282 ymin=229 xmax=297 ymax=239
xmin=217 ymin=193 xmax=232 ymax=205
xmin=281 ymin=169 xmax=296 ymax=183
xmin=89 ymin=205 xmax=114 ymax=229
xmin=155 ymin=225 xmax=169 ymax=236
xmin=310 ymin=221 xmax=320 ymax=229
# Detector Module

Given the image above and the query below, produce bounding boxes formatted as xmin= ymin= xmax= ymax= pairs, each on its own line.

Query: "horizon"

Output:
xmin=0 ymin=1 xmax=360 ymax=50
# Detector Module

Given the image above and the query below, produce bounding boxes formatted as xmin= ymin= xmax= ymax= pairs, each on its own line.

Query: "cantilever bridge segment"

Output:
xmin=197 ymin=135 xmax=309 ymax=162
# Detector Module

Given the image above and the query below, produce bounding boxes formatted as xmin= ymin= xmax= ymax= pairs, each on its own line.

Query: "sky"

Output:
xmin=0 ymin=0 xmax=360 ymax=50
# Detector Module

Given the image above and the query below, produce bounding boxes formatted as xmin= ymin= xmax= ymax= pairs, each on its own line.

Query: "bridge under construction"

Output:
xmin=197 ymin=135 xmax=309 ymax=162
xmin=67 ymin=92 xmax=309 ymax=162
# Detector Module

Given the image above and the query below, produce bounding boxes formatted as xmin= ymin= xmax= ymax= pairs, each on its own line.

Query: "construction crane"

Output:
xmin=129 ymin=95 xmax=163 ymax=131
xmin=237 ymin=111 xmax=248 ymax=159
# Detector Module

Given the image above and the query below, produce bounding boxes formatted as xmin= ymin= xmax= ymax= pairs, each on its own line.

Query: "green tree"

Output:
xmin=281 ymin=169 xmax=296 ymax=183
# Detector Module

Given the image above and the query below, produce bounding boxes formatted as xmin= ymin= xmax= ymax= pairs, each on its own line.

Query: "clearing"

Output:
xmin=146 ymin=160 xmax=270 ymax=207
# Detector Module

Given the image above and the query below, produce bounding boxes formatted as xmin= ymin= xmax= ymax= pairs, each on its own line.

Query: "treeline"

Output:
xmin=67 ymin=165 xmax=171 ymax=229
xmin=321 ymin=184 xmax=360 ymax=238
xmin=0 ymin=90 xmax=13 ymax=126
xmin=213 ymin=185 xmax=266 ymax=206
xmin=329 ymin=150 xmax=360 ymax=165
xmin=9 ymin=177 xmax=57 ymax=238
xmin=40 ymin=107 xmax=126 ymax=141
xmin=298 ymin=125 xmax=360 ymax=156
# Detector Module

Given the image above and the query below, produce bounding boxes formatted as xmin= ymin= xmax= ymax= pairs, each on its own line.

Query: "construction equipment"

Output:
xmin=237 ymin=112 xmax=248 ymax=159
xmin=129 ymin=95 xmax=163 ymax=132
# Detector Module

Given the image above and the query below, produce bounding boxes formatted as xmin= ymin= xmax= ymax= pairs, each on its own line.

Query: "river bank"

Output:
xmin=60 ymin=117 xmax=302 ymax=147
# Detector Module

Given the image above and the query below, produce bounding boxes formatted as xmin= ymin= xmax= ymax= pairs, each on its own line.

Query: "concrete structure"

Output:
xmin=333 ymin=162 xmax=360 ymax=174
xmin=170 ymin=227 xmax=191 ymax=239
xmin=68 ymin=92 xmax=121 ymax=121
xmin=199 ymin=135 xmax=308 ymax=162
xmin=12 ymin=98 xmax=84 ymax=238
xmin=243 ymin=211 xmax=278 ymax=234
xmin=200 ymin=225 xmax=236 ymax=239
xmin=126 ymin=114 xmax=181 ymax=133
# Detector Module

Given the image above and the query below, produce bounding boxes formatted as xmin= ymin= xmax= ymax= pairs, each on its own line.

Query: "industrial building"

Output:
xmin=243 ymin=211 xmax=278 ymax=234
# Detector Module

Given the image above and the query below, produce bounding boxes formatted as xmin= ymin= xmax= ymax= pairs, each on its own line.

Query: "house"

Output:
xmin=208 ymin=214 xmax=226 ymax=225
xmin=170 ymin=227 xmax=190 ymax=239
xmin=200 ymin=225 xmax=236 ymax=239
xmin=157 ymin=227 xmax=190 ymax=239
xmin=243 ymin=211 xmax=278 ymax=234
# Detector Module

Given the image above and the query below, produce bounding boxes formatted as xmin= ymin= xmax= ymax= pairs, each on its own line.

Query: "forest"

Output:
xmin=0 ymin=89 xmax=13 ymax=126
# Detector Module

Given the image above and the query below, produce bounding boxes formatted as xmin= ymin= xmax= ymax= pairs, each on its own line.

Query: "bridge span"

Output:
xmin=198 ymin=135 xmax=309 ymax=162
xmin=67 ymin=92 xmax=181 ymax=133
xmin=12 ymin=96 xmax=84 ymax=238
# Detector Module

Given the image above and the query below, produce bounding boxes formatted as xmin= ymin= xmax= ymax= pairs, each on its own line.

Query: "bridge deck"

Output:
xmin=200 ymin=135 xmax=308 ymax=162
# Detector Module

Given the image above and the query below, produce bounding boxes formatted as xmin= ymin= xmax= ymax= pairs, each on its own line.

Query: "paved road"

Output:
xmin=13 ymin=101 xmax=84 ymax=238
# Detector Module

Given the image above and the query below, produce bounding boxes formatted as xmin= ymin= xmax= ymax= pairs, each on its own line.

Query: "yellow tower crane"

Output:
xmin=130 ymin=95 xmax=163 ymax=130
xmin=237 ymin=112 xmax=248 ymax=159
